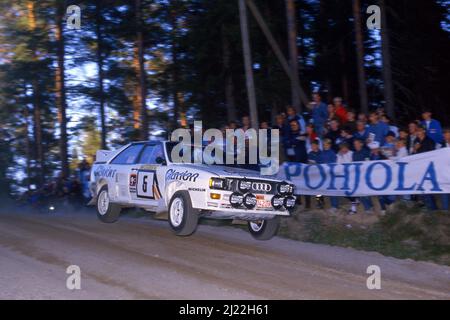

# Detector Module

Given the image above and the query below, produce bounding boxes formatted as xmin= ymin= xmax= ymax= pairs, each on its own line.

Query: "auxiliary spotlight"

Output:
xmin=243 ymin=193 xmax=257 ymax=209
xmin=284 ymin=196 xmax=296 ymax=210
xmin=271 ymin=195 xmax=284 ymax=210
xmin=229 ymin=192 xmax=244 ymax=208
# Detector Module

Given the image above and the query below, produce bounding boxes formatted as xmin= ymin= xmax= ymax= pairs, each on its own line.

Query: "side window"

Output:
xmin=139 ymin=144 xmax=164 ymax=164
xmin=110 ymin=144 xmax=144 ymax=165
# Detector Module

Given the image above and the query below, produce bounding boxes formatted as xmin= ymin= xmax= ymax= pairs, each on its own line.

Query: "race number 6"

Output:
xmin=137 ymin=171 xmax=154 ymax=198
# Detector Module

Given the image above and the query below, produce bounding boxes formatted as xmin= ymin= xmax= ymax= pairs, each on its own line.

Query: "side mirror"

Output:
xmin=155 ymin=156 xmax=166 ymax=165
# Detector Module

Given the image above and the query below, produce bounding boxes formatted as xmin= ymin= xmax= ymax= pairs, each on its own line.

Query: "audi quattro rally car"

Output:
xmin=89 ymin=141 xmax=296 ymax=240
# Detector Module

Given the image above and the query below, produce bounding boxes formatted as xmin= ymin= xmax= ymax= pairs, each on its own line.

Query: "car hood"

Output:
xmin=173 ymin=163 xmax=282 ymax=182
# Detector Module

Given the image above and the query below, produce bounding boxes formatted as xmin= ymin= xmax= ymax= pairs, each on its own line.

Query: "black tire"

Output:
xmin=168 ymin=191 xmax=199 ymax=236
xmin=248 ymin=216 xmax=280 ymax=240
xmin=96 ymin=186 xmax=121 ymax=223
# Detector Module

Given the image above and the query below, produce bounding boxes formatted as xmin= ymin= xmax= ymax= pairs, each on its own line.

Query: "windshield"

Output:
xmin=165 ymin=142 xmax=260 ymax=171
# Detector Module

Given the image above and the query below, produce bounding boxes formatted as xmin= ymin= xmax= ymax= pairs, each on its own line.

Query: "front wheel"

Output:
xmin=168 ymin=191 xmax=199 ymax=236
xmin=248 ymin=217 xmax=280 ymax=240
xmin=96 ymin=186 xmax=121 ymax=223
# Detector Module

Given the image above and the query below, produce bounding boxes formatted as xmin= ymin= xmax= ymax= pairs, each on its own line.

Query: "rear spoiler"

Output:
xmin=95 ymin=150 xmax=114 ymax=163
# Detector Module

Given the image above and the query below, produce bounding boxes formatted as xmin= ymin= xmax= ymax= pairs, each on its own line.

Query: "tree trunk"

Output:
xmin=222 ymin=26 xmax=237 ymax=123
xmin=379 ymin=0 xmax=395 ymax=120
xmin=24 ymin=105 xmax=31 ymax=190
xmin=352 ymin=0 xmax=369 ymax=114
xmin=27 ymin=1 xmax=44 ymax=185
xmin=95 ymin=1 xmax=107 ymax=149
xmin=246 ymin=0 xmax=309 ymax=107
xmin=135 ymin=0 xmax=148 ymax=140
xmin=170 ymin=4 xmax=183 ymax=130
xmin=55 ymin=2 xmax=69 ymax=177
xmin=239 ymin=0 xmax=259 ymax=129
xmin=339 ymin=40 xmax=350 ymax=103
xmin=285 ymin=0 xmax=301 ymax=112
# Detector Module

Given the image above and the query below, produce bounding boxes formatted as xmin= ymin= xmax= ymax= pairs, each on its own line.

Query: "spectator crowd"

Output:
xmin=222 ymin=92 xmax=450 ymax=215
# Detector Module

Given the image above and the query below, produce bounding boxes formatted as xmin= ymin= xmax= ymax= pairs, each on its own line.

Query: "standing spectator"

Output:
xmin=352 ymin=140 xmax=375 ymax=214
xmin=346 ymin=109 xmax=357 ymax=133
xmin=421 ymin=109 xmax=443 ymax=146
xmin=309 ymin=92 xmax=328 ymax=137
xmin=414 ymin=126 xmax=437 ymax=210
xmin=306 ymin=140 xmax=322 ymax=209
xmin=357 ymin=113 xmax=368 ymax=124
xmin=77 ymin=159 xmax=91 ymax=200
xmin=336 ymin=126 xmax=354 ymax=150
xmin=336 ymin=143 xmax=362 ymax=215
xmin=407 ymin=121 xmax=419 ymax=154
xmin=320 ymin=139 xmax=338 ymax=214
xmin=368 ymin=142 xmax=394 ymax=215
xmin=305 ymin=124 xmax=322 ymax=153
xmin=368 ymin=141 xmax=386 ymax=160
xmin=391 ymin=139 xmax=409 ymax=160
xmin=286 ymin=119 xmax=307 ymax=163
xmin=324 ymin=119 xmax=341 ymax=152
xmin=367 ymin=111 xmax=389 ymax=145
xmin=414 ymin=126 xmax=435 ymax=154
xmin=273 ymin=114 xmax=289 ymax=163
xmin=398 ymin=127 xmax=409 ymax=141
xmin=381 ymin=115 xmax=399 ymax=137
xmin=441 ymin=128 xmax=450 ymax=211
xmin=353 ymin=139 xmax=370 ymax=161
xmin=307 ymin=140 xmax=322 ymax=164
xmin=354 ymin=120 xmax=369 ymax=142
xmin=286 ymin=106 xmax=306 ymax=134
xmin=441 ymin=128 xmax=450 ymax=148
xmin=333 ymin=97 xmax=348 ymax=125
xmin=337 ymin=142 xmax=353 ymax=163
xmin=382 ymin=131 xmax=397 ymax=158
xmin=241 ymin=115 xmax=251 ymax=131
xmin=326 ymin=104 xmax=337 ymax=129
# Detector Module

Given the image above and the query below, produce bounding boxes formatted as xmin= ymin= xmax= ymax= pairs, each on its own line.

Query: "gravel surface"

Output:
xmin=0 ymin=210 xmax=449 ymax=299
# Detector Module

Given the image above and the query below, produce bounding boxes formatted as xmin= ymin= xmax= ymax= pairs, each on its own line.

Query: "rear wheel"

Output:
xmin=168 ymin=191 xmax=199 ymax=236
xmin=96 ymin=186 xmax=121 ymax=223
xmin=248 ymin=217 xmax=280 ymax=240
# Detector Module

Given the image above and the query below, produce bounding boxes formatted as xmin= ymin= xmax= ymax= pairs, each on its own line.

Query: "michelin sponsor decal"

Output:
xmin=278 ymin=148 xmax=450 ymax=196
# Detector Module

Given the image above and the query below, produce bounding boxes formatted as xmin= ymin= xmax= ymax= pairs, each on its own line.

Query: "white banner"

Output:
xmin=278 ymin=148 xmax=450 ymax=196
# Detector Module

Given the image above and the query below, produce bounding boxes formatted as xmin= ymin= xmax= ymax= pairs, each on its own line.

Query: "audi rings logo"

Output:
xmin=251 ymin=182 xmax=272 ymax=192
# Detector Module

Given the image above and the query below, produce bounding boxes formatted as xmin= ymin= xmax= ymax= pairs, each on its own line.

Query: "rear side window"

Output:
xmin=110 ymin=144 xmax=144 ymax=165
xmin=139 ymin=144 xmax=165 ymax=164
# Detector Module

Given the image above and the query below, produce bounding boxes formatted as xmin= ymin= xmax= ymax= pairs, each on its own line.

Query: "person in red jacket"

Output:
xmin=333 ymin=97 xmax=348 ymax=125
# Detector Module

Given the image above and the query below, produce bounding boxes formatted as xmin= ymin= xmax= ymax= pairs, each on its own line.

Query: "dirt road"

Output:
xmin=0 ymin=210 xmax=449 ymax=299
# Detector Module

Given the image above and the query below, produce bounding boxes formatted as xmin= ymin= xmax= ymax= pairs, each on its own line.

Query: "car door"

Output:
xmin=109 ymin=143 xmax=145 ymax=203
xmin=130 ymin=143 xmax=165 ymax=208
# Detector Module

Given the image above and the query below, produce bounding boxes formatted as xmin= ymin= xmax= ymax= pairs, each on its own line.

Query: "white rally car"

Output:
xmin=89 ymin=141 xmax=296 ymax=240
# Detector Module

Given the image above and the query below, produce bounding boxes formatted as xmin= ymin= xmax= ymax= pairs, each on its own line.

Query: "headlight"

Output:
xmin=243 ymin=193 xmax=257 ymax=209
xmin=238 ymin=180 xmax=252 ymax=192
xmin=209 ymin=177 xmax=227 ymax=190
xmin=229 ymin=192 xmax=244 ymax=208
xmin=284 ymin=196 xmax=296 ymax=210
xmin=271 ymin=195 xmax=284 ymax=210
xmin=277 ymin=182 xmax=294 ymax=195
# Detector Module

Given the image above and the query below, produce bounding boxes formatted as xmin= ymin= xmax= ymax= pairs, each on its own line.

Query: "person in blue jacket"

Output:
xmin=309 ymin=92 xmax=328 ymax=137
xmin=367 ymin=111 xmax=389 ymax=145
xmin=319 ymin=139 xmax=339 ymax=213
xmin=421 ymin=109 xmax=443 ymax=146
xmin=285 ymin=119 xmax=307 ymax=163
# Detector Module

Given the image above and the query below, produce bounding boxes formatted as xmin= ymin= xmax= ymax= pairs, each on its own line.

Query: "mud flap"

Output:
xmin=87 ymin=197 xmax=97 ymax=206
